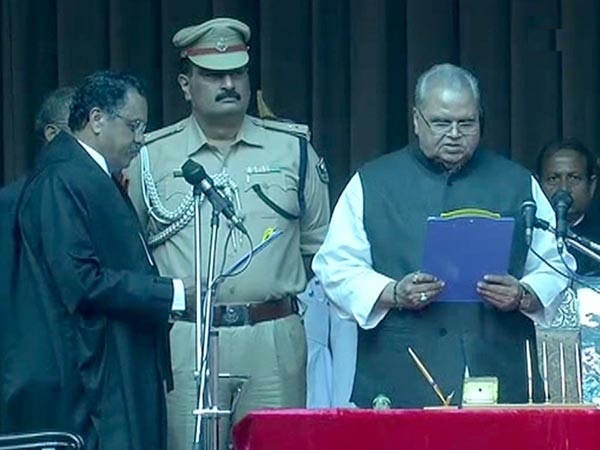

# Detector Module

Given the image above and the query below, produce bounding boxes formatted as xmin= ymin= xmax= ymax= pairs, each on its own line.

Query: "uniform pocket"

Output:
xmin=273 ymin=315 xmax=307 ymax=377
xmin=246 ymin=172 xmax=299 ymax=219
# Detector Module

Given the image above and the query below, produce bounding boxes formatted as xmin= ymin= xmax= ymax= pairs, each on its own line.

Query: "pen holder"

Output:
xmin=462 ymin=376 xmax=498 ymax=407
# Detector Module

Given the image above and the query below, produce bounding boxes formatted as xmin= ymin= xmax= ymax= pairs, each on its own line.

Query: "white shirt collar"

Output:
xmin=77 ymin=139 xmax=110 ymax=177
xmin=572 ymin=213 xmax=585 ymax=227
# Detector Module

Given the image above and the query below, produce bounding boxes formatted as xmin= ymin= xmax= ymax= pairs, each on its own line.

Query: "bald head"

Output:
xmin=35 ymin=86 xmax=75 ymax=144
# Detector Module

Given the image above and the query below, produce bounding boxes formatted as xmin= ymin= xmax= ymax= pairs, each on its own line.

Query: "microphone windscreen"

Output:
xmin=520 ymin=199 xmax=536 ymax=214
xmin=551 ymin=190 xmax=573 ymax=209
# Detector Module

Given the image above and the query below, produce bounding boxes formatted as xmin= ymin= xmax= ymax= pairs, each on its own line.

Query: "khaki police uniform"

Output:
xmin=128 ymin=112 xmax=329 ymax=449
xmin=127 ymin=18 xmax=330 ymax=448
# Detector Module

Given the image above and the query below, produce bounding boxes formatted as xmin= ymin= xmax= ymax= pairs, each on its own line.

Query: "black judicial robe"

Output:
xmin=0 ymin=177 xmax=24 ymax=432
xmin=0 ymin=177 xmax=24 ymax=299
xmin=571 ymin=211 xmax=600 ymax=275
xmin=0 ymin=132 xmax=173 ymax=450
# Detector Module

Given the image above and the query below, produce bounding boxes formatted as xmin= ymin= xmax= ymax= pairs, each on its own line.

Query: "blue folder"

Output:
xmin=421 ymin=216 xmax=515 ymax=302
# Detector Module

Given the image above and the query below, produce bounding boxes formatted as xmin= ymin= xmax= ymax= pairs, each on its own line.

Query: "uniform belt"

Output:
xmin=213 ymin=297 xmax=298 ymax=327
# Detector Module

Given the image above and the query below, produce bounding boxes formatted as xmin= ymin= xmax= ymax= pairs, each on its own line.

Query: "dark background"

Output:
xmin=1 ymin=0 xmax=599 ymax=199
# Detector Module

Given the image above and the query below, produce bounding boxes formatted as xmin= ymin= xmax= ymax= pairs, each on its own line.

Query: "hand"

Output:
xmin=476 ymin=274 xmax=523 ymax=311
xmin=380 ymin=272 xmax=445 ymax=311
xmin=182 ymin=277 xmax=197 ymax=321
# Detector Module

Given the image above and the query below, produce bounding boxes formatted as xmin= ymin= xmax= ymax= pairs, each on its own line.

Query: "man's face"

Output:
xmin=413 ymin=84 xmax=481 ymax=170
xmin=178 ymin=65 xmax=250 ymax=122
xmin=101 ymin=90 xmax=147 ymax=174
xmin=540 ymin=149 xmax=597 ymax=223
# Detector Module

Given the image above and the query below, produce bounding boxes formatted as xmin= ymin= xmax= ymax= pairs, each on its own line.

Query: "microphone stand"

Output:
xmin=188 ymin=185 xmax=229 ymax=450
xmin=179 ymin=159 xmax=253 ymax=449
xmin=534 ymin=218 xmax=600 ymax=266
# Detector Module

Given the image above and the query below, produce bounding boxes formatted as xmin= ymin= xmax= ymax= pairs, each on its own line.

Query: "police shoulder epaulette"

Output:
xmin=143 ymin=119 xmax=187 ymax=145
xmin=250 ymin=116 xmax=311 ymax=141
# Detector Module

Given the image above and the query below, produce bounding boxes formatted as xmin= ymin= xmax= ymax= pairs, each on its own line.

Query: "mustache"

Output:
xmin=215 ymin=89 xmax=241 ymax=102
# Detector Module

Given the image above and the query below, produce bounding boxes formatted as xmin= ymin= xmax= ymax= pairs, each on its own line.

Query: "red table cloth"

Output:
xmin=233 ymin=408 xmax=600 ymax=450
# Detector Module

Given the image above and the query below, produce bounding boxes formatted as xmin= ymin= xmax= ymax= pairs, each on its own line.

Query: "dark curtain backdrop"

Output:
xmin=2 ymin=0 xmax=600 ymax=199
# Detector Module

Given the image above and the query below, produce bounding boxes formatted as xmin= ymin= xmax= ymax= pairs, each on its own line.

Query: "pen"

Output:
xmin=526 ymin=339 xmax=533 ymax=403
xmin=407 ymin=346 xmax=450 ymax=406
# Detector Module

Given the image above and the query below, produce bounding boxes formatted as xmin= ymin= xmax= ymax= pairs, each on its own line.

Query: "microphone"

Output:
xmin=551 ymin=189 xmax=573 ymax=251
xmin=520 ymin=199 xmax=537 ymax=247
xmin=180 ymin=160 xmax=248 ymax=234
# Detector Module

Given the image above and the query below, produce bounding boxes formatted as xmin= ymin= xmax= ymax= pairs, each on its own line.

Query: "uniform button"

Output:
xmin=308 ymin=290 xmax=314 ymax=297
xmin=439 ymin=328 xmax=448 ymax=337
xmin=229 ymin=287 xmax=235 ymax=295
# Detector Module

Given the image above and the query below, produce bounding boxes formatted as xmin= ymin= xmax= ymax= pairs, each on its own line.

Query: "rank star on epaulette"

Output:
xmin=316 ymin=157 xmax=329 ymax=184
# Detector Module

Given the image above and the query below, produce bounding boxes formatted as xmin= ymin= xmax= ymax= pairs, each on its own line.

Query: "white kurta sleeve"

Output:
xmin=520 ymin=176 xmax=576 ymax=326
xmin=312 ymin=173 xmax=394 ymax=329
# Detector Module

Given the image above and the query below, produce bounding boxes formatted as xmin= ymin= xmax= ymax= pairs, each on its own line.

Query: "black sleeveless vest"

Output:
xmin=353 ymin=146 xmax=543 ymax=408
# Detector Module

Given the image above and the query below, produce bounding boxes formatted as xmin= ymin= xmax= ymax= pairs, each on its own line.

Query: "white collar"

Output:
xmin=77 ymin=139 xmax=110 ymax=177
xmin=572 ymin=213 xmax=585 ymax=227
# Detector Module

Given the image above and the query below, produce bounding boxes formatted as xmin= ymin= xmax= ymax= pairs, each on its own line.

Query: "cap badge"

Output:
xmin=215 ymin=37 xmax=228 ymax=53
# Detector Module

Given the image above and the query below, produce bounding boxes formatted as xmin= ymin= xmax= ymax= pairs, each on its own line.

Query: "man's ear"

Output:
xmin=412 ymin=107 xmax=419 ymax=135
xmin=43 ymin=124 xmax=61 ymax=143
xmin=589 ymin=174 xmax=597 ymax=199
xmin=177 ymin=74 xmax=192 ymax=101
xmin=89 ymin=107 xmax=104 ymax=135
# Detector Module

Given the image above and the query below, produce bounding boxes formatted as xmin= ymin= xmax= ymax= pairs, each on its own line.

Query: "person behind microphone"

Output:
xmin=126 ymin=17 xmax=330 ymax=450
xmin=314 ymin=63 xmax=575 ymax=408
xmin=537 ymin=139 xmax=600 ymax=275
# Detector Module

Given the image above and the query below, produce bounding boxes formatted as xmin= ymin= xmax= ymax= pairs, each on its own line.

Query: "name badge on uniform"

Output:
xmin=246 ymin=164 xmax=281 ymax=182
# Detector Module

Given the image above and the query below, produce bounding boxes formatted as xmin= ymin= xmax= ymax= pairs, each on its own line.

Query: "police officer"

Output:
xmin=127 ymin=17 xmax=330 ymax=450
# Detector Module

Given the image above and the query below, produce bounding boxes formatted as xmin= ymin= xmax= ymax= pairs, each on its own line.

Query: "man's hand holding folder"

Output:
xmin=477 ymin=275 xmax=542 ymax=313
xmin=377 ymin=271 xmax=445 ymax=310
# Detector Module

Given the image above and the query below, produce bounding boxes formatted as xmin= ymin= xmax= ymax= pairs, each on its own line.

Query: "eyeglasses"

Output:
xmin=113 ymin=113 xmax=147 ymax=136
xmin=543 ymin=174 xmax=587 ymax=188
xmin=416 ymin=107 xmax=479 ymax=136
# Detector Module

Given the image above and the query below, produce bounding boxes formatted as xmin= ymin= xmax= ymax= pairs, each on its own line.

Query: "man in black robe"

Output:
xmin=0 ymin=71 xmax=189 ymax=450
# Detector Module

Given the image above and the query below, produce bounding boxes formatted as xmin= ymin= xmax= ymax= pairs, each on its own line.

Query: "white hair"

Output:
xmin=414 ymin=63 xmax=480 ymax=110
